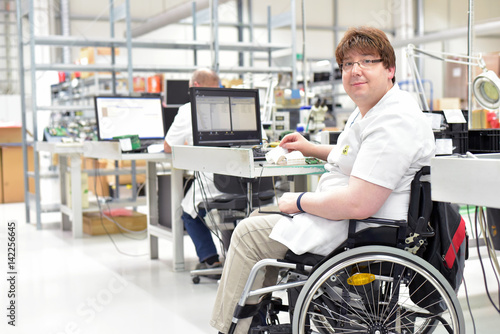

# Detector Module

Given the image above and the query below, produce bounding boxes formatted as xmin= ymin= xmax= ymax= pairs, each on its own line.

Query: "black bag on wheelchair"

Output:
xmin=410 ymin=201 xmax=468 ymax=313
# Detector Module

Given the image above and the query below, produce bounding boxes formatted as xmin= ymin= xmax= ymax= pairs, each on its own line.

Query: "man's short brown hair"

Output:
xmin=335 ymin=26 xmax=396 ymax=83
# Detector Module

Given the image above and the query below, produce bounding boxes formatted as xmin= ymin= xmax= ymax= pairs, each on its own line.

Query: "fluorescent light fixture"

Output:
xmin=314 ymin=60 xmax=331 ymax=67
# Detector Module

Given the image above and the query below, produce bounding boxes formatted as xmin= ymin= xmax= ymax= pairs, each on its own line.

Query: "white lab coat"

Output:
xmin=270 ymin=84 xmax=436 ymax=256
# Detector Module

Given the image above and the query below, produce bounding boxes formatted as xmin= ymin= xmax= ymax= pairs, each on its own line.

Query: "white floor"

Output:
xmin=0 ymin=202 xmax=499 ymax=334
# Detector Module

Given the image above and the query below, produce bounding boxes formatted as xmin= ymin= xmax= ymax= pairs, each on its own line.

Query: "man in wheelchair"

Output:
xmin=210 ymin=26 xmax=455 ymax=334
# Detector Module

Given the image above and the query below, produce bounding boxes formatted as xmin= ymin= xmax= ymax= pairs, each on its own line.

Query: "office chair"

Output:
xmin=227 ymin=166 xmax=467 ymax=334
xmin=191 ymin=174 xmax=276 ymax=284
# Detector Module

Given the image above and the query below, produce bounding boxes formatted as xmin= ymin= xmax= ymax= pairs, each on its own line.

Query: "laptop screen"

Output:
xmin=190 ymin=87 xmax=263 ymax=147
xmin=94 ymin=96 xmax=165 ymax=141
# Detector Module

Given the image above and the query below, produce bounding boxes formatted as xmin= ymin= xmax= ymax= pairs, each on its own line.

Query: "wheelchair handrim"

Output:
xmin=293 ymin=246 xmax=464 ymax=334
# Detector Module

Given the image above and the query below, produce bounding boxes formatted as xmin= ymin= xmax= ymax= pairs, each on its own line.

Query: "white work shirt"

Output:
xmin=165 ymin=102 xmax=223 ymax=218
xmin=270 ymin=84 xmax=436 ymax=256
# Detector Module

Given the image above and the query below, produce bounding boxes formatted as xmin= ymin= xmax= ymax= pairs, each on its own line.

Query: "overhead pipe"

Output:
xmin=392 ymin=19 xmax=500 ymax=47
xmin=60 ymin=0 xmax=70 ymax=64
xmin=130 ymin=0 xmax=232 ymax=38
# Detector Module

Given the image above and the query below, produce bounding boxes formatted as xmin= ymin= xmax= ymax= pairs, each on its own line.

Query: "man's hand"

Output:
xmin=164 ymin=140 xmax=172 ymax=153
xmin=280 ymin=133 xmax=314 ymax=156
xmin=278 ymin=192 xmax=303 ymax=214
xmin=280 ymin=132 xmax=331 ymax=160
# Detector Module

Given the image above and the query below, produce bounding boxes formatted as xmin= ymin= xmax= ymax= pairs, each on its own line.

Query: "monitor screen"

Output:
xmin=94 ymin=96 xmax=165 ymax=141
xmin=190 ymin=87 xmax=263 ymax=147
xmin=165 ymin=79 xmax=190 ymax=105
xmin=162 ymin=106 xmax=180 ymax=134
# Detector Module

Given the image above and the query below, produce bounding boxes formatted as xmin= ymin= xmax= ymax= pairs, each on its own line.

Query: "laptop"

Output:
xmin=189 ymin=87 xmax=267 ymax=160
xmin=94 ymin=95 xmax=166 ymax=151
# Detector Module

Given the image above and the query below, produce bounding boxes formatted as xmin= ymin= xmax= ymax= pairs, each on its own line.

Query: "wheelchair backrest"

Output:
xmin=407 ymin=166 xmax=432 ymax=237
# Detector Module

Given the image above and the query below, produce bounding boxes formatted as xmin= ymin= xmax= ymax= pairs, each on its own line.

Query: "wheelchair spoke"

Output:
xmin=292 ymin=247 xmax=464 ymax=334
xmin=309 ymin=290 xmax=369 ymax=330
xmin=309 ymin=298 xmax=369 ymax=329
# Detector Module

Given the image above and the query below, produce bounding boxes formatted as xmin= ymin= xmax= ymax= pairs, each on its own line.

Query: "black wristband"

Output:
xmin=296 ymin=192 xmax=306 ymax=212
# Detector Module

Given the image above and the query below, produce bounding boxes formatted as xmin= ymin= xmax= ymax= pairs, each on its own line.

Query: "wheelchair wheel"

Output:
xmin=292 ymin=246 xmax=464 ymax=334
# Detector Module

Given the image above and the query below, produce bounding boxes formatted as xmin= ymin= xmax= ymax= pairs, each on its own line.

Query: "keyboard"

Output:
xmin=128 ymin=139 xmax=163 ymax=153
xmin=140 ymin=139 xmax=163 ymax=147
xmin=252 ymin=147 xmax=270 ymax=161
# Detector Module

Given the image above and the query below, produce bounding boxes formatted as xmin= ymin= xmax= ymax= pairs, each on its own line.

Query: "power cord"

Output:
xmin=473 ymin=206 xmax=500 ymax=313
xmin=191 ymin=171 xmax=226 ymax=256
xmin=92 ymin=160 xmax=148 ymax=257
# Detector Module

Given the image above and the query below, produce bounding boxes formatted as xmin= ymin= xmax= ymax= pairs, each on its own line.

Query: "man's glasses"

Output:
xmin=341 ymin=59 xmax=383 ymax=72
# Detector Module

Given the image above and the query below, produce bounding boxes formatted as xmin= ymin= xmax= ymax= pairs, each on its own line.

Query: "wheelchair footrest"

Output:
xmin=249 ymin=324 xmax=291 ymax=334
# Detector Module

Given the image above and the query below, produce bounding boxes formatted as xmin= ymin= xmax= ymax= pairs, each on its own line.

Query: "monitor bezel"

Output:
xmin=93 ymin=95 xmax=165 ymax=141
xmin=190 ymin=87 xmax=263 ymax=147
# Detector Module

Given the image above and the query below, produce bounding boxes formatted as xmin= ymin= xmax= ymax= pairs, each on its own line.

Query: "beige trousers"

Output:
xmin=210 ymin=214 xmax=288 ymax=334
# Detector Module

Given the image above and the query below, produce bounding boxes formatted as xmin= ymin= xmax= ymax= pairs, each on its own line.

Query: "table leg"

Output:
xmin=171 ymin=167 xmax=184 ymax=271
xmin=70 ymin=154 xmax=83 ymax=238
xmin=147 ymin=161 xmax=159 ymax=259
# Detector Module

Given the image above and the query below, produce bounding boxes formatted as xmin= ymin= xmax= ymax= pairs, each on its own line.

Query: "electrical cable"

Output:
xmin=473 ymin=207 xmax=500 ymax=313
xmin=478 ymin=208 xmax=500 ymax=276
xmin=478 ymin=208 xmax=500 ymax=308
xmin=256 ymin=164 xmax=300 ymax=218
xmin=92 ymin=162 xmax=148 ymax=257
xmin=461 ymin=276 xmax=477 ymax=334
xmin=442 ymin=203 xmax=476 ymax=332
xmin=191 ymin=171 xmax=226 ymax=254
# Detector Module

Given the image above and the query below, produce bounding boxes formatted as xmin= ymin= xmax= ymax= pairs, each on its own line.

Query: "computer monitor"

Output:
xmin=190 ymin=87 xmax=263 ymax=147
xmin=94 ymin=95 xmax=165 ymax=141
xmin=165 ymin=79 xmax=190 ymax=105
xmin=162 ymin=106 xmax=179 ymax=134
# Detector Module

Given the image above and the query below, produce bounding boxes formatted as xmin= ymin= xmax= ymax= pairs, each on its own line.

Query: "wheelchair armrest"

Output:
xmin=347 ymin=217 xmax=408 ymax=251
xmin=349 ymin=217 xmax=406 ymax=227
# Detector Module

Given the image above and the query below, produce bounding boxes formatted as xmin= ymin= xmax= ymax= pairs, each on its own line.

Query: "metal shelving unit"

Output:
xmin=17 ymin=0 xmax=297 ymax=229
xmin=0 ymin=1 xmax=17 ymax=94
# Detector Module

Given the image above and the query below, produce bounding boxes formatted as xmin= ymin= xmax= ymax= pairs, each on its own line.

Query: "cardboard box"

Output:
xmin=0 ymin=126 xmax=22 ymax=143
xmin=147 ymin=75 xmax=163 ymax=93
xmin=471 ymin=109 xmax=489 ymax=129
xmin=82 ymin=211 xmax=147 ymax=236
xmin=1 ymin=146 xmax=24 ymax=203
xmin=475 ymin=53 xmax=500 ymax=77
xmin=433 ymin=98 xmax=462 ymax=110
xmin=80 ymin=47 xmax=120 ymax=65
xmin=0 ymin=149 xmax=3 ymax=203
xmin=133 ymin=76 xmax=146 ymax=92
xmin=79 ymin=47 xmax=122 ymax=79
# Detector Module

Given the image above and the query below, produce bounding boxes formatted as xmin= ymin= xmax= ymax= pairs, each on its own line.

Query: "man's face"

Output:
xmin=341 ymin=51 xmax=395 ymax=113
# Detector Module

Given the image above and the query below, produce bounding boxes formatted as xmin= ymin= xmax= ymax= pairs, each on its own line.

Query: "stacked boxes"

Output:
xmin=82 ymin=210 xmax=147 ymax=235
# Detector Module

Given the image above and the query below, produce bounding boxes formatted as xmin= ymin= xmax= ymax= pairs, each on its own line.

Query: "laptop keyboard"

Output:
xmin=252 ymin=147 xmax=269 ymax=161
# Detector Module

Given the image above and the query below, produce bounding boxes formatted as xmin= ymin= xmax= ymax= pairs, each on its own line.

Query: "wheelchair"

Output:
xmin=227 ymin=166 xmax=466 ymax=334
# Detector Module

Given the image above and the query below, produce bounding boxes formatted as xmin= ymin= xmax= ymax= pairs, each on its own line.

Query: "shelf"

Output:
xmin=27 ymin=171 xmax=59 ymax=179
xmin=34 ymin=63 xmax=292 ymax=74
xmin=81 ymin=167 xmax=147 ymax=177
xmin=33 ymin=35 xmax=290 ymax=53
xmin=59 ymin=196 xmax=148 ymax=218
xmin=37 ymin=105 xmax=95 ymax=111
